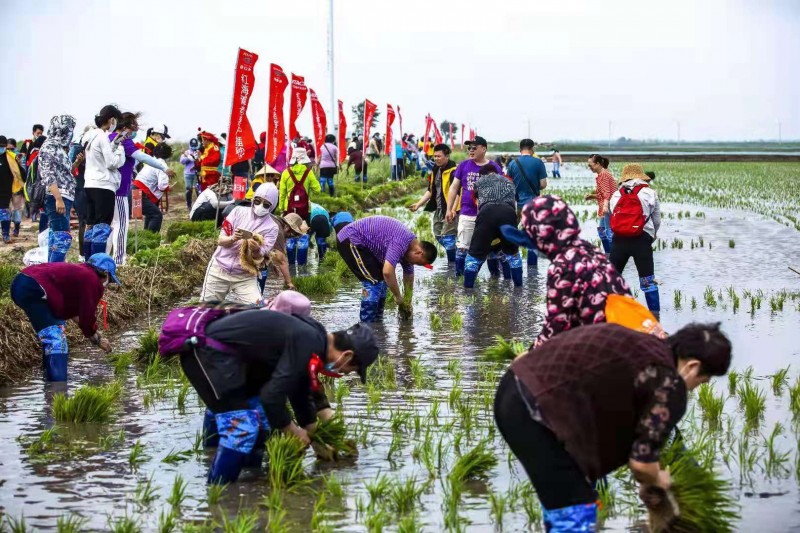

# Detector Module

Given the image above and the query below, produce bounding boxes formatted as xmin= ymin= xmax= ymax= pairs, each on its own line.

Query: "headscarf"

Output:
xmin=209 ymin=175 xmax=233 ymax=196
xmin=520 ymin=195 xmax=582 ymax=260
xmin=474 ymin=173 xmax=516 ymax=210
xmin=38 ymin=115 xmax=76 ymax=196
xmin=263 ymin=290 xmax=311 ymax=316
xmin=253 ymin=182 xmax=279 ymax=214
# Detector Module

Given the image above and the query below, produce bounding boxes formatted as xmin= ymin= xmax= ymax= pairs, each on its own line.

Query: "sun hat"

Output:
xmin=619 ymin=163 xmax=649 ymax=183
xmin=199 ymin=131 xmax=219 ymax=144
xmin=88 ymin=253 xmax=122 ymax=285
xmin=150 ymin=123 xmax=171 ymax=139
xmin=289 ymin=147 xmax=311 ymax=165
xmin=343 ymin=323 xmax=380 ymax=384
xmin=283 ymin=213 xmax=309 ymax=235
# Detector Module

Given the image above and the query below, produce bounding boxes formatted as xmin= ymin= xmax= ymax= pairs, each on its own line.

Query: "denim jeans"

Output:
xmin=597 ymin=213 xmax=613 ymax=253
xmin=45 ymin=195 xmax=73 ymax=232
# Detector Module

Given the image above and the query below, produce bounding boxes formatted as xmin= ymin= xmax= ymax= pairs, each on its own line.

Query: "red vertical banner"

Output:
xmin=224 ymin=48 xmax=259 ymax=167
xmin=309 ymin=89 xmax=327 ymax=158
xmin=449 ymin=123 xmax=454 ymax=150
xmin=397 ymin=105 xmax=404 ymax=148
xmin=470 ymin=128 xmax=476 ymax=141
xmin=265 ymin=63 xmax=289 ymax=164
xmin=362 ymin=99 xmax=377 ymax=156
xmin=337 ymin=100 xmax=347 ymax=164
xmin=288 ymin=74 xmax=308 ymax=141
xmin=233 ymin=176 xmax=247 ymax=200
xmin=423 ymin=114 xmax=432 ymax=148
xmin=432 ymin=120 xmax=443 ymax=145
xmin=461 ymin=124 xmax=465 ymax=149
xmin=385 ymin=104 xmax=395 ymax=155
xmin=131 ymin=189 xmax=143 ymax=219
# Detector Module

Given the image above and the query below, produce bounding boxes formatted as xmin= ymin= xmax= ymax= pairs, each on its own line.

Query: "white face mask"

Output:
xmin=253 ymin=205 xmax=270 ymax=217
xmin=107 ymin=119 xmax=117 ymax=132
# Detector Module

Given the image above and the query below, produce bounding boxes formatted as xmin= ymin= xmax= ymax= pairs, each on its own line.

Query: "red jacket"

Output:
xmin=23 ymin=263 xmax=106 ymax=337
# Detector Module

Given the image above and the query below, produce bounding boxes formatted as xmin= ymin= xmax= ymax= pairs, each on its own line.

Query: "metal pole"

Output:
xmin=328 ymin=0 xmax=336 ymax=138
xmin=527 ymin=118 xmax=531 ymax=139
xmin=607 ymin=120 xmax=612 ymax=148
xmin=677 ymin=121 xmax=681 ymax=142
xmin=778 ymin=121 xmax=782 ymax=142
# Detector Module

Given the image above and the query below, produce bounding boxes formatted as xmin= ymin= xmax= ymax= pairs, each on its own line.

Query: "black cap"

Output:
xmin=465 ymin=135 xmax=487 ymax=147
xmin=346 ymin=323 xmax=379 ymax=383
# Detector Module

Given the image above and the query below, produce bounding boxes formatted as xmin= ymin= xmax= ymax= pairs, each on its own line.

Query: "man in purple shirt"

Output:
xmin=445 ymin=136 xmax=502 ymax=277
xmin=337 ymin=215 xmax=437 ymax=322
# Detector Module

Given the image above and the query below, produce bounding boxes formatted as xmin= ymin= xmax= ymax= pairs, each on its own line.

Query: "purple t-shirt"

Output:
xmin=108 ymin=133 xmax=138 ymax=196
xmin=453 ymin=159 xmax=503 ymax=217
xmin=337 ymin=215 xmax=416 ymax=275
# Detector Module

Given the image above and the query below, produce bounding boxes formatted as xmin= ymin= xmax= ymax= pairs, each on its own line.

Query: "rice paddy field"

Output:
xmin=0 ymin=161 xmax=798 ymax=531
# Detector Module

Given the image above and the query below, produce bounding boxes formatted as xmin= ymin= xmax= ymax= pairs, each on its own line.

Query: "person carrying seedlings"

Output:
xmin=445 ymin=136 xmax=502 ymax=277
xmin=309 ymin=202 xmax=333 ymax=262
xmin=408 ymin=143 xmax=459 ymax=265
xmin=584 ymin=154 xmax=616 ymax=254
xmin=38 ymin=115 xmax=77 ymax=262
xmin=10 ymin=253 xmax=119 ymax=382
xmin=494 ymin=321 xmax=731 ymax=531
xmin=278 ymin=147 xmax=320 ymax=266
xmin=0 ymin=135 xmax=26 ymax=244
xmin=133 ymin=142 xmax=173 ymax=233
xmin=163 ymin=307 xmax=379 ymax=483
xmin=462 ymin=172 xmax=524 ymax=288
xmin=609 ymin=164 xmax=662 ymax=320
xmin=506 ymin=138 xmax=548 ymax=268
xmin=501 ymin=195 xmax=631 ymax=347
xmin=196 ymin=131 xmax=221 ymax=191
xmin=180 ymin=138 xmax=201 ymax=209
xmin=336 ymin=215 xmax=437 ymax=322
xmin=190 ymin=176 xmax=234 ymax=224
xmin=200 ymin=183 xmax=279 ymax=304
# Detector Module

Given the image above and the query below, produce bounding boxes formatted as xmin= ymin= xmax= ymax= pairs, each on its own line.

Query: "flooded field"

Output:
xmin=1 ymin=163 xmax=799 ymax=531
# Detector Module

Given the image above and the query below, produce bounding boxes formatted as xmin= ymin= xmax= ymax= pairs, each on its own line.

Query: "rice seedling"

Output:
xmin=311 ymin=493 xmax=330 ymax=532
xmin=162 ymin=448 xmax=193 ymax=465
xmin=596 ymin=481 xmax=617 ymax=522
xmin=108 ymin=350 xmax=135 ymax=375
xmin=312 ymin=414 xmax=356 ymax=458
xmin=429 ymin=313 xmax=442 ymax=331
xmin=737 ymin=381 xmax=766 ymax=430
xmin=266 ymin=433 xmax=308 ymax=490
xmin=396 ymin=514 xmax=423 ymax=533
xmin=697 ymin=383 xmax=725 ymax=430
xmin=134 ymin=475 xmax=158 ymax=507
xmin=56 ymin=514 xmax=89 ymax=533
xmin=429 ymin=398 xmax=440 ymax=425
xmin=388 ymin=476 xmax=426 ymax=514
xmin=176 ymin=381 xmax=191 ymax=413
xmin=441 ymin=478 xmax=465 ymax=532
xmin=409 ymin=356 xmax=433 ymax=388
xmin=489 ymin=490 xmax=508 ymax=529
xmin=107 ymin=512 xmax=141 ymax=533
xmin=450 ymin=312 xmax=463 ymax=330
xmin=219 ymin=507 xmax=260 ymax=533
xmin=727 ymin=370 xmax=739 ymax=396
xmin=167 ymin=474 xmax=188 ymax=508
xmin=333 ymin=380 xmax=350 ymax=405
xmin=448 ymin=387 xmax=462 ymax=409
xmin=368 ymin=356 xmax=397 ymax=390
xmin=4 ymin=514 xmax=28 ymax=533
xmin=703 ymin=286 xmax=717 ymax=307
xmin=729 ymin=239 xmax=735 ymax=248
xmin=134 ymin=327 xmax=160 ymax=362
xmin=207 ymin=482 xmax=226 ymax=505
xmin=449 ymin=439 xmax=498 ymax=484
xmin=293 ymin=272 xmax=339 ymax=296
xmin=387 ymin=433 xmax=403 ymax=462
xmin=519 ymin=483 xmax=543 ymax=528
xmin=742 ymin=365 xmax=755 ymax=381
xmin=482 ymin=335 xmax=526 ymax=361
xmin=157 ymin=509 xmax=178 ymax=533
xmin=770 ymin=366 xmax=790 ymax=396
xmin=789 ymin=377 xmax=800 ymax=419
xmin=53 ymin=381 xmax=122 ymax=423
xmin=363 ymin=508 xmax=391 ymax=533
xmin=390 ymin=408 xmax=411 ymax=433
xmin=690 ymin=296 xmax=697 ymax=310
xmin=365 ymin=474 xmax=391 ymax=509
xmin=673 ymin=289 xmax=682 ymax=310
xmin=129 ymin=439 xmax=149 ymax=468
xmin=322 ymin=473 xmax=344 ymax=498
xmin=99 ymin=429 xmax=125 ymax=451
xmin=764 ymin=422 xmax=791 ymax=479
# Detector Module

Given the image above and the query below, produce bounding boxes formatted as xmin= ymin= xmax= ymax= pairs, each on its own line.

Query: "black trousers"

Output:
xmin=469 ymin=203 xmax=519 ymax=261
xmin=142 ymin=195 xmax=163 ymax=232
xmin=494 ymin=369 xmax=596 ymax=510
xmin=610 ymin=233 xmax=654 ymax=278
xmin=180 ymin=350 xmax=250 ymax=413
xmin=337 ymin=238 xmax=383 ymax=283
xmin=84 ymin=188 xmax=116 ymax=225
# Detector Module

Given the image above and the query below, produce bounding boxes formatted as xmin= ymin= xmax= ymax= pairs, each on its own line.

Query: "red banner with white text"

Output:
xmin=385 ymin=104 xmax=395 ymax=155
xmin=309 ymin=89 xmax=327 ymax=159
xmin=224 ymin=48 xmax=259 ymax=166
xmin=362 ymin=99 xmax=377 ymax=155
xmin=288 ymin=74 xmax=308 ymax=141
xmin=265 ymin=63 xmax=288 ymax=164
xmin=338 ymin=100 xmax=347 ymax=164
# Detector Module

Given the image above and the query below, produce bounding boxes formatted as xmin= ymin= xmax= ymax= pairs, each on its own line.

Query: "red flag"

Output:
xmin=309 ymin=89 xmax=327 ymax=159
xmin=338 ymin=100 xmax=347 ymax=164
xmin=449 ymin=123 xmax=454 ymax=150
xmin=265 ymin=63 xmax=288 ymax=164
xmin=470 ymin=128 xmax=476 ymax=141
xmin=224 ymin=48 xmax=259 ymax=166
xmin=131 ymin=189 xmax=143 ymax=220
xmin=461 ymin=124 xmax=465 ymax=149
xmin=432 ymin=120 xmax=443 ymax=145
xmin=423 ymin=114 xmax=433 ymax=147
xmin=288 ymin=74 xmax=308 ymax=141
xmin=233 ymin=176 xmax=247 ymax=200
xmin=397 ymin=105 xmax=404 ymax=148
xmin=362 ymin=99 xmax=377 ymax=155
xmin=385 ymin=104 xmax=396 ymax=155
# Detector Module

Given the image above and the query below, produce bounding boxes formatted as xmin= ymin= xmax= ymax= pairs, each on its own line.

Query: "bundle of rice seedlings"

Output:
xmin=293 ymin=272 xmax=339 ymax=296
xmin=164 ymin=220 xmax=218 ymax=243
xmin=266 ymin=433 xmax=308 ymax=490
xmin=134 ymin=327 xmax=160 ymax=363
xmin=312 ymin=415 xmax=357 ymax=460
xmin=482 ymin=335 xmax=527 ymax=362
xmin=53 ymin=381 xmax=122 ymax=423
xmin=449 ymin=439 xmax=498 ymax=484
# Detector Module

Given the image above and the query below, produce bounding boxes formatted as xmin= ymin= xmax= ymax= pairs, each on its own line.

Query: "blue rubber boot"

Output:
xmin=38 ymin=324 xmax=68 ymax=382
xmin=640 ymin=275 xmax=661 ymax=321
xmin=316 ymin=238 xmax=328 ymax=261
xmin=207 ymin=409 xmax=259 ymax=484
xmin=203 ymin=408 xmax=219 ymax=447
xmin=91 ymin=223 xmax=111 ymax=256
xmin=319 ymin=178 xmax=327 ymax=193
xmin=543 ymin=503 xmax=597 ymax=532
xmin=376 ymin=282 xmax=388 ymax=321
xmin=296 ymin=234 xmax=310 ymax=266
xmin=527 ymin=247 xmax=538 ymax=267
xmin=286 ymin=237 xmax=297 ymax=265
xmin=48 ymin=231 xmax=72 ymax=263
xmin=455 ymin=249 xmax=467 ymax=277
xmin=436 ymin=235 xmax=457 ymax=265
xmin=464 ymin=254 xmax=483 ymax=289
xmin=446 ymin=248 xmax=456 ymax=264
xmin=597 ymin=225 xmax=612 ymax=254
xmin=486 ymin=253 xmax=500 ymax=278
xmin=360 ymin=281 xmax=382 ymax=322
xmin=243 ymin=398 xmax=270 ymax=468
xmin=0 ymin=209 xmax=10 ymax=242
xmin=500 ymin=254 xmax=511 ymax=280
xmin=508 ymin=252 xmax=523 ymax=287
xmin=83 ymin=226 xmax=94 ymax=262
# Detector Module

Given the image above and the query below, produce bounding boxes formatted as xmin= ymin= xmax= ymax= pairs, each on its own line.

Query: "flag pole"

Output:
xmin=361 ymin=99 xmax=367 ymax=190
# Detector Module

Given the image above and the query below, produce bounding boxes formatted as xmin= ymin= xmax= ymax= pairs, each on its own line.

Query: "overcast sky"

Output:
xmin=2 ymin=0 xmax=798 ymax=143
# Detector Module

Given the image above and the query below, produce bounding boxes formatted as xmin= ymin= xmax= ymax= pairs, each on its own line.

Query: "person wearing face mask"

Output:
xmin=82 ymin=105 xmax=126 ymax=260
xmin=133 ymin=142 xmax=174 ymax=232
xmin=10 ymin=253 xmax=119 ymax=382
xmin=168 ymin=307 xmax=379 ymax=484
xmin=200 ymin=183 xmax=280 ymax=304
xmin=0 ymin=135 xmax=25 ymax=244
xmin=18 ymin=124 xmax=45 ymax=169
xmin=196 ymin=131 xmax=222 ymax=191
xmin=180 ymin=138 xmax=202 ymax=209
xmin=37 ymin=115 xmax=77 ymax=261
xmin=494 ymin=321 xmax=731 ymax=532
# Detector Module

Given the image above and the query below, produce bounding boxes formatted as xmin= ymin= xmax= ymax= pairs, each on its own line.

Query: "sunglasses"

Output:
xmin=467 ymin=146 xmax=478 ymax=151
xmin=253 ymin=198 xmax=272 ymax=209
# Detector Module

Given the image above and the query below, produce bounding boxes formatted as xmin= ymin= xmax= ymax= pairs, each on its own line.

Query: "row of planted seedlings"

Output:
xmin=672 ymin=286 xmax=800 ymax=314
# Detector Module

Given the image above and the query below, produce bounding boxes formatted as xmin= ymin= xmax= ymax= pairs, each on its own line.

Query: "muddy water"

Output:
xmin=1 ymin=167 xmax=800 ymax=531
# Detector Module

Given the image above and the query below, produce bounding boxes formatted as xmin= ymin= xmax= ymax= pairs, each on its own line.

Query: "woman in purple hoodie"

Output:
xmin=318 ymin=134 xmax=339 ymax=196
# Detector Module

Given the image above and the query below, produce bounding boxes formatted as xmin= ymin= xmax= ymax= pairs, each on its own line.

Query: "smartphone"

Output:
xmin=237 ymin=229 xmax=253 ymax=240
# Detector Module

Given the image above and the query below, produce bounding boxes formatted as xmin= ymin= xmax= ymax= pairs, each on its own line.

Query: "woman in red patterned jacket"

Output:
xmin=584 ymin=154 xmax=616 ymax=253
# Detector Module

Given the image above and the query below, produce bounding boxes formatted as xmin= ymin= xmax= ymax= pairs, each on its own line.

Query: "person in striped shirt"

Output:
xmin=584 ymin=154 xmax=616 ymax=253
xmin=336 ymin=215 xmax=437 ymax=322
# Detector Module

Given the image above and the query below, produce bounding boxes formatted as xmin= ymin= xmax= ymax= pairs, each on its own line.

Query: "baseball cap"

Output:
xmin=344 ymin=323 xmax=380 ymax=383
xmin=88 ymin=253 xmax=122 ymax=285
xmin=151 ymin=123 xmax=171 ymax=139
xmin=465 ymin=135 xmax=487 ymax=147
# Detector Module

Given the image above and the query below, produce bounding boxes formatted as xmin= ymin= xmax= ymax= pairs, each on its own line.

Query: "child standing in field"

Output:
xmin=133 ymin=143 xmax=173 ymax=233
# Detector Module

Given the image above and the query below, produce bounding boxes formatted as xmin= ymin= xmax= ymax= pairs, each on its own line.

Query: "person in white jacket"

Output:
xmin=82 ymin=105 xmax=126 ymax=259
xmin=133 ymin=143 xmax=172 ymax=233
xmin=609 ymin=163 xmax=662 ymax=319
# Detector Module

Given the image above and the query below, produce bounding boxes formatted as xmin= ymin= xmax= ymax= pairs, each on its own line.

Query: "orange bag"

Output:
xmin=605 ymin=294 xmax=667 ymax=339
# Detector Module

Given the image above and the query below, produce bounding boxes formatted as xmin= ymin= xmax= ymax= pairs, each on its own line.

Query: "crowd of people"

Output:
xmin=5 ymin=111 xmax=725 ymax=532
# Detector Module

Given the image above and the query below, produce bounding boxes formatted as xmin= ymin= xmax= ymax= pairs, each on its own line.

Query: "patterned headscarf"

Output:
xmin=520 ymin=195 xmax=582 ymax=259
xmin=474 ymin=173 xmax=516 ymax=210
xmin=38 ymin=115 xmax=76 ymax=197
xmin=209 ymin=175 xmax=233 ymax=196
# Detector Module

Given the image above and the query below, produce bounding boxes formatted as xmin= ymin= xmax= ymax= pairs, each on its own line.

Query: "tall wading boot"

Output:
xmin=242 ymin=398 xmax=270 ymax=468
xmin=328 ymin=182 xmax=335 ymax=196
xmin=186 ymin=189 xmax=193 ymax=210
xmin=640 ymin=275 xmax=661 ymax=321
xmin=202 ymin=408 xmax=220 ymax=447
xmin=360 ymin=281 xmax=382 ymax=322
xmin=207 ymin=409 xmax=260 ymax=484
xmin=499 ymin=253 xmax=511 ymax=280
xmin=527 ymin=247 xmax=538 ymax=267
xmin=0 ymin=209 xmax=10 ymax=243
xmin=463 ymin=254 xmax=483 ymax=289
xmin=286 ymin=237 xmax=297 ymax=265
xmin=91 ymin=223 xmax=111 ymax=256
xmin=296 ymin=234 xmax=310 ymax=266
xmin=82 ymin=226 xmax=94 ymax=262
xmin=376 ymin=282 xmax=388 ymax=321
xmin=48 ymin=231 xmax=72 ymax=263
xmin=486 ymin=253 xmax=501 ymax=278
xmin=257 ymin=269 xmax=268 ymax=295
xmin=13 ymin=222 xmax=20 ymax=237
xmin=455 ymin=249 xmax=467 ymax=277
xmin=38 ymin=324 xmax=69 ymax=382
xmin=508 ymin=252 xmax=523 ymax=287
xmin=543 ymin=503 xmax=597 ymax=532
xmin=316 ymin=238 xmax=328 ymax=261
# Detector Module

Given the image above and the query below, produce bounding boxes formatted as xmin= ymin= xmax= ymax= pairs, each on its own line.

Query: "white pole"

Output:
xmin=677 ymin=121 xmax=681 ymax=142
xmin=607 ymin=120 xmax=612 ymax=148
xmin=778 ymin=121 xmax=782 ymax=142
xmin=328 ymin=0 xmax=336 ymax=137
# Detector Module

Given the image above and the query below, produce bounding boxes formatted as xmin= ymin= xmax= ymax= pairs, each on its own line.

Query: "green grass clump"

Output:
xmin=293 ymin=272 xmax=339 ymax=296
xmin=449 ymin=440 xmax=498 ymax=484
xmin=126 ymin=229 xmax=162 ymax=255
xmin=266 ymin=433 xmax=308 ymax=490
xmin=0 ymin=263 xmax=20 ymax=294
xmin=53 ymin=381 xmax=122 ymax=423
xmin=165 ymin=220 xmax=218 ymax=243
xmin=482 ymin=335 xmax=527 ymax=362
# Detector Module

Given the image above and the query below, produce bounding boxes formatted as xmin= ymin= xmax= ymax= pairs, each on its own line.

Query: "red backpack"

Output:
xmin=610 ymin=184 xmax=649 ymax=237
xmin=285 ymin=167 xmax=311 ymax=219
